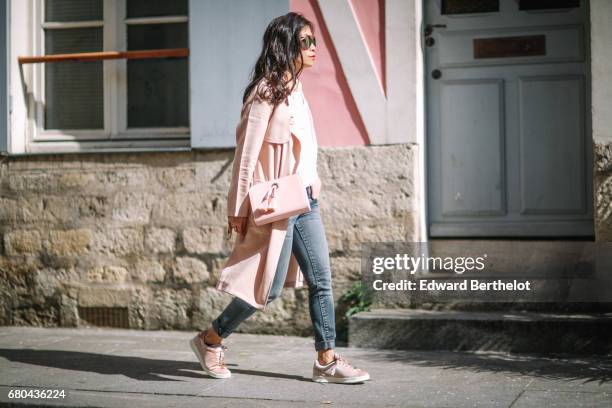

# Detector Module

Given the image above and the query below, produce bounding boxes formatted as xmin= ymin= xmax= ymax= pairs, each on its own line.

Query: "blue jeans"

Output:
xmin=212 ymin=187 xmax=336 ymax=351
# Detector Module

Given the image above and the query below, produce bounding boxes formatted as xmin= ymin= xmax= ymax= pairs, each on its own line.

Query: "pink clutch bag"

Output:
xmin=249 ymin=173 xmax=311 ymax=226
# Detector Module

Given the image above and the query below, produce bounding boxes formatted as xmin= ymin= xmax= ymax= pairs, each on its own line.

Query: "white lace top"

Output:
xmin=287 ymin=79 xmax=318 ymax=188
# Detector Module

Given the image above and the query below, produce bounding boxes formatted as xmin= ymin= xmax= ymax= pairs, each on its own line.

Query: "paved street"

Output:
xmin=0 ymin=327 xmax=610 ymax=407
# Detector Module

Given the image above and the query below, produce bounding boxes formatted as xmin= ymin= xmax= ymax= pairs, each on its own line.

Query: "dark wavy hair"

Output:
xmin=242 ymin=12 xmax=315 ymax=106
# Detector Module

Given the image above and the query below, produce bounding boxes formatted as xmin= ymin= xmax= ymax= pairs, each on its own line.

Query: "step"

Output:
xmin=348 ymin=308 xmax=612 ymax=354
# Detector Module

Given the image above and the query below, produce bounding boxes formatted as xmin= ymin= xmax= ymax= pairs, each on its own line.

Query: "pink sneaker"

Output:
xmin=312 ymin=352 xmax=371 ymax=383
xmin=189 ymin=333 xmax=231 ymax=379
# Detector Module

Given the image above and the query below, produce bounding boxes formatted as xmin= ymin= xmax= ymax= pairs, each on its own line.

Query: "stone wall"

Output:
xmin=0 ymin=144 xmax=419 ymax=335
xmin=595 ymin=142 xmax=612 ymax=241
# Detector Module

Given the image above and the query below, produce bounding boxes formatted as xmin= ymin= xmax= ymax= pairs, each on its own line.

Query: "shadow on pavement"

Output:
xmin=363 ymin=349 xmax=612 ymax=385
xmin=0 ymin=349 xmax=311 ymax=382
xmin=3 ymin=347 xmax=609 ymax=385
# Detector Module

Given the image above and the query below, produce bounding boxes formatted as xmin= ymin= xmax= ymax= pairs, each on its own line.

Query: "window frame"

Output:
xmin=23 ymin=0 xmax=190 ymax=152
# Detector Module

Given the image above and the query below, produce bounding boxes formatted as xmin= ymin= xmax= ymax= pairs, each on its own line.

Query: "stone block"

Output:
xmin=91 ymin=228 xmax=144 ymax=256
xmin=87 ymin=266 xmax=129 ymax=283
xmin=5 ymin=230 xmax=42 ymax=255
xmin=173 ymin=256 xmax=209 ymax=284
xmin=152 ymin=193 xmax=215 ymax=225
xmin=156 ymin=167 xmax=196 ymax=191
xmin=42 ymin=196 xmax=79 ymax=223
xmin=148 ymin=288 xmax=192 ymax=330
xmin=132 ymin=259 xmax=166 ymax=283
xmin=144 ymin=227 xmax=176 ymax=253
xmin=111 ymin=191 xmax=156 ymax=223
xmin=46 ymin=229 xmax=92 ymax=256
xmin=77 ymin=287 xmax=132 ymax=308
xmin=182 ymin=226 xmax=226 ymax=254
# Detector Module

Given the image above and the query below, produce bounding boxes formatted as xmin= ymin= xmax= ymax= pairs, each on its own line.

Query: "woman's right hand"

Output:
xmin=227 ymin=216 xmax=248 ymax=237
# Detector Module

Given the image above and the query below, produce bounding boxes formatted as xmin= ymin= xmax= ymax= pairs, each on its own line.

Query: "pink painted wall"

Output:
xmin=290 ymin=0 xmax=387 ymax=147
xmin=350 ymin=0 xmax=386 ymax=96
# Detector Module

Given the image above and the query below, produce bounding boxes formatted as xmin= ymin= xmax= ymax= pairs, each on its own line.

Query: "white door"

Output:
xmin=426 ymin=0 xmax=593 ymax=237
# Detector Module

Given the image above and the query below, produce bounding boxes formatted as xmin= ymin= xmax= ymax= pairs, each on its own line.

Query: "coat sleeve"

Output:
xmin=227 ymin=84 xmax=275 ymax=218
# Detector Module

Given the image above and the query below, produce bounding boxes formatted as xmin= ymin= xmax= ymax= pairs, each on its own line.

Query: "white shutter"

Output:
xmin=188 ymin=0 xmax=288 ymax=148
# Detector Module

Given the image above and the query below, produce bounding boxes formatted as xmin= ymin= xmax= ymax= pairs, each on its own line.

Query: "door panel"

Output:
xmin=426 ymin=0 xmax=592 ymax=237
xmin=440 ymin=79 xmax=505 ymax=216
xmin=519 ymin=75 xmax=586 ymax=215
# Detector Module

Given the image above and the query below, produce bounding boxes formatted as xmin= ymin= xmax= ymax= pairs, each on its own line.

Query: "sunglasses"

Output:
xmin=299 ymin=35 xmax=317 ymax=50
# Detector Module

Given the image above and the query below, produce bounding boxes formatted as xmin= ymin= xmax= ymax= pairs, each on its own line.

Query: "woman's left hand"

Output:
xmin=227 ymin=216 xmax=248 ymax=238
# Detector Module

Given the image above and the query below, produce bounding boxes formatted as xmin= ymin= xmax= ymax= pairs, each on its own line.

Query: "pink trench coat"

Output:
xmin=216 ymin=78 xmax=322 ymax=310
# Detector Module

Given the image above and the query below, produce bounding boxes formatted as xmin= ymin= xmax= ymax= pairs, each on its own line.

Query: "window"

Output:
xmin=126 ymin=0 xmax=189 ymax=128
xmin=518 ymin=0 xmax=580 ymax=11
xmin=441 ymin=0 xmax=499 ymax=15
xmin=30 ymin=0 xmax=189 ymax=148
xmin=43 ymin=0 xmax=104 ymax=130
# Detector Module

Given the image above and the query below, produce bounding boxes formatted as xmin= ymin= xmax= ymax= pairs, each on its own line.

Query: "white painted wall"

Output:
xmin=591 ymin=0 xmax=612 ymax=143
xmin=189 ymin=0 xmax=288 ymax=149
xmin=0 ymin=0 xmax=7 ymax=154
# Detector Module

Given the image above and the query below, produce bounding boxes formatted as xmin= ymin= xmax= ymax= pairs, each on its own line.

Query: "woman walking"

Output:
xmin=190 ymin=12 xmax=370 ymax=384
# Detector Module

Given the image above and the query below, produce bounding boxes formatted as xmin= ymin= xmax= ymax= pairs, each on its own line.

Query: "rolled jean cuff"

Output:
xmin=315 ymin=339 xmax=336 ymax=351
xmin=211 ymin=319 xmax=225 ymax=338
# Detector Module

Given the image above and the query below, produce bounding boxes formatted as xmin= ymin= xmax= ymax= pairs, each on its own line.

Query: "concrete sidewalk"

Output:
xmin=0 ymin=327 xmax=610 ymax=407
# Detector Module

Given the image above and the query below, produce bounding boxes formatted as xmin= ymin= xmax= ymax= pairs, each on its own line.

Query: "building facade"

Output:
xmin=0 ymin=0 xmax=610 ymax=331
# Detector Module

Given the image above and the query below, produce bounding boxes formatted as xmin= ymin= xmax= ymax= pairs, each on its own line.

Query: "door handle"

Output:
xmin=424 ymin=24 xmax=447 ymax=37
